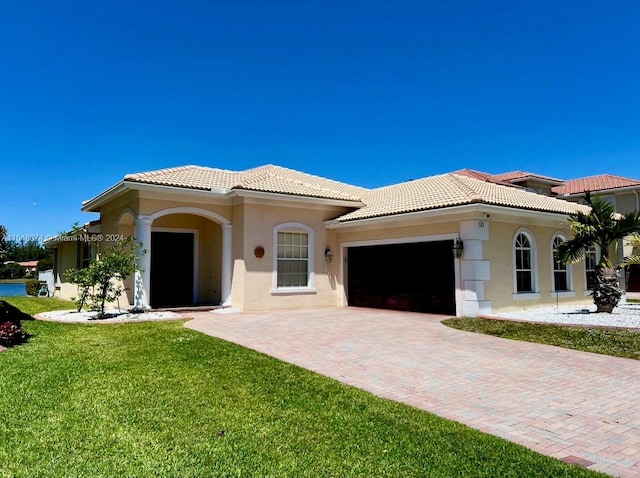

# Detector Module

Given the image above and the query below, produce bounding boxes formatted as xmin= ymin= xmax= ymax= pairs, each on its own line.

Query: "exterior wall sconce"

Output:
xmin=452 ymin=238 xmax=464 ymax=259
xmin=324 ymin=247 xmax=333 ymax=262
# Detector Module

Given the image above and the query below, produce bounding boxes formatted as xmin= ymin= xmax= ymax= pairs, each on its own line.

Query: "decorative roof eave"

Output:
xmin=44 ymin=220 xmax=102 ymax=246
xmin=81 ymin=180 xmax=232 ymax=212
xmin=81 ymin=178 xmax=364 ymax=214
xmin=325 ymin=202 xmax=581 ymax=230
xmin=554 ymin=184 xmax=640 ymax=198
xmin=510 ymin=176 xmax=565 ymax=186
xmin=228 ymin=188 xmax=365 ymax=208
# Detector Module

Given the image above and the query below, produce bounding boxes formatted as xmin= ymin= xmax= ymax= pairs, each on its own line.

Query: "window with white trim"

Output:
xmin=277 ymin=231 xmax=309 ymax=287
xmin=585 ymin=246 xmax=598 ymax=290
xmin=552 ymin=236 xmax=570 ymax=292
xmin=514 ymin=232 xmax=535 ymax=293
xmin=273 ymin=223 xmax=315 ymax=291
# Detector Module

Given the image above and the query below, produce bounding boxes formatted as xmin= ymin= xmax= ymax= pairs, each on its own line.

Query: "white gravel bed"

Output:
xmin=492 ymin=303 xmax=640 ymax=328
xmin=38 ymin=309 xmax=182 ymax=323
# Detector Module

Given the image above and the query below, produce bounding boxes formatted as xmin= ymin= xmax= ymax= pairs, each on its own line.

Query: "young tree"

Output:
xmin=559 ymin=194 xmax=640 ymax=312
xmin=67 ymin=237 xmax=145 ymax=318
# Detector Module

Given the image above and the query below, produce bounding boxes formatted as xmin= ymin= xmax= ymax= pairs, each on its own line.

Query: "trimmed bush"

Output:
xmin=26 ymin=279 xmax=40 ymax=297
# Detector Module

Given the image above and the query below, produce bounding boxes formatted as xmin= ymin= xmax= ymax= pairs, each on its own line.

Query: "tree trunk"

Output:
xmin=593 ymin=266 xmax=621 ymax=313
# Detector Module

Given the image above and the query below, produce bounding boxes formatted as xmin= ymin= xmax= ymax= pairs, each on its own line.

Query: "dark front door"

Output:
xmin=348 ymin=240 xmax=455 ymax=315
xmin=151 ymin=232 xmax=194 ymax=308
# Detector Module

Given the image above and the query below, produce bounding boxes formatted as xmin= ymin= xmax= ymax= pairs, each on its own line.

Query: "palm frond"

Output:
xmin=622 ymin=255 xmax=640 ymax=267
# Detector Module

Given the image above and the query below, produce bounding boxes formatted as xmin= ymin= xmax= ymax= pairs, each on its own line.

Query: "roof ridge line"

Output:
xmin=448 ymin=173 xmax=483 ymax=202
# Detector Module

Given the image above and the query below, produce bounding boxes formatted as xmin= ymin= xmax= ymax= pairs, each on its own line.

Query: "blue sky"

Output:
xmin=1 ymin=1 xmax=638 ymax=239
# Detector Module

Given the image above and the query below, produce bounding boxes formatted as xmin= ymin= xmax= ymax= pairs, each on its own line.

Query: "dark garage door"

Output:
xmin=348 ymin=240 xmax=455 ymax=315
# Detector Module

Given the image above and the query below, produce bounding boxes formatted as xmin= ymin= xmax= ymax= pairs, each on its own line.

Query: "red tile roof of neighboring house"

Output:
xmin=552 ymin=174 xmax=640 ymax=196
xmin=452 ymin=169 xmax=519 ymax=187
xmin=17 ymin=261 xmax=38 ymax=268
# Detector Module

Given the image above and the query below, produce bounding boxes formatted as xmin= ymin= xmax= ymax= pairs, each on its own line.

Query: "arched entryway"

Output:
xmin=118 ymin=207 xmax=232 ymax=310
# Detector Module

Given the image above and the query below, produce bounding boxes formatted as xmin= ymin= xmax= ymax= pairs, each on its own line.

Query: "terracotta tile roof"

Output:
xmin=124 ymin=164 xmax=366 ymax=201
xmin=336 ymin=173 xmax=587 ymax=222
xmin=552 ymin=174 xmax=640 ymax=196
xmin=492 ymin=170 xmax=564 ymax=184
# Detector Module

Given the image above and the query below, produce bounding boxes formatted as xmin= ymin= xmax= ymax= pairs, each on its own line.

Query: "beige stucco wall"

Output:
xmin=52 ymin=241 xmax=80 ymax=301
xmin=484 ymin=222 xmax=592 ymax=313
xmin=614 ymin=192 xmax=638 ymax=215
xmin=235 ymin=201 xmax=348 ymax=311
xmin=230 ymin=203 xmax=246 ymax=309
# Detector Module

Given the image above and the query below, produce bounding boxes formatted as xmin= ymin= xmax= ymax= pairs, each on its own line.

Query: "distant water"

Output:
xmin=0 ymin=283 xmax=27 ymax=297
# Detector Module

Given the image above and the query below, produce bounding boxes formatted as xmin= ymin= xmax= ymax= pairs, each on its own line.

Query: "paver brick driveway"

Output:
xmin=186 ymin=307 xmax=640 ymax=477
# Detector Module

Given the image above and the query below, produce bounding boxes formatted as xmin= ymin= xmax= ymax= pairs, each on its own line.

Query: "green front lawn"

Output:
xmin=443 ymin=317 xmax=640 ymax=360
xmin=0 ymin=298 xmax=601 ymax=477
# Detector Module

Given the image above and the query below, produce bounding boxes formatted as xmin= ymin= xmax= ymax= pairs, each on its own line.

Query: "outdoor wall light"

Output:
xmin=452 ymin=238 xmax=464 ymax=259
xmin=324 ymin=247 xmax=333 ymax=263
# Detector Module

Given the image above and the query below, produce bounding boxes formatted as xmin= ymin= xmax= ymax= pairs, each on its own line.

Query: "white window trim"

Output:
xmin=583 ymin=244 xmax=601 ymax=295
xmin=512 ymin=228 xmax=539 ymax=295
xmin=551 ymin=233 xmax=573 ymax=293
xmin=271 ymin=222 xmax=316 ymax=294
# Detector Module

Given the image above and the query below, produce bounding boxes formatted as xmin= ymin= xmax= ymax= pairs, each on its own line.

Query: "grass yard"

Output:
xmin=0 ymin=298 xmax=602 ymax=477
xmin=443 ymin=317 xmax=640 ymax=360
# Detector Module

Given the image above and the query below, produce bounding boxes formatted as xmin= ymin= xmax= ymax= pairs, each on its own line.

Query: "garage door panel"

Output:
xmin=348 ymin=241 xmax=455 ymax=315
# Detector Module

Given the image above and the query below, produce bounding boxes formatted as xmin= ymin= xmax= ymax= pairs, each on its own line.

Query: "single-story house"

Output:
xmin=46 ymin=164 xmax=618 ymax=316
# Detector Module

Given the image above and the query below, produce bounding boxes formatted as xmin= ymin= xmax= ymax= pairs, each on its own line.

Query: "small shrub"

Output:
xmin=26 ymin=279 xmax=40 ymax=296
xmin=0 ymin=321 xmax=27 ymax=347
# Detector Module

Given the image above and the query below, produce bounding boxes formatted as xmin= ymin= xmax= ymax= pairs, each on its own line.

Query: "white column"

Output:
xmin=460 ymin=220 xmax=492 ymax=316
xmin=134 ymin=216 xmax=153 ymax=310
xmin=221 ymin=224 xmax=232 ymax=306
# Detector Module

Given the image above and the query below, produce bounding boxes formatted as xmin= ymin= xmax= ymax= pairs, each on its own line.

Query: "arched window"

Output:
xmin=584 ymin=245 xmax=599 ymax=291
xmin=272 ymin=222 xmax=315 ymax=292
xmin=514 ymin=230 xmax=537 ymax=293
xmin=552 ymin=235 xmax=571 ymax=292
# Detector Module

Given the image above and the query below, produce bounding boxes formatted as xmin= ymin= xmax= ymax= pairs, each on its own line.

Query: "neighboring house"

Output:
xmin=46 ymin=164 xmax=602 ymax=316
xmin=458 ymin=170 xmax=640 ymax=292
xmin=552 ymin=174 xmax=640 ymax=292
xmin=2 ymin=260 xmax=38 ymax=276
xmin=18 ymin=261 xmax=39 ymax=276
xmin=44 ymin=221 xmax=101 ymax=299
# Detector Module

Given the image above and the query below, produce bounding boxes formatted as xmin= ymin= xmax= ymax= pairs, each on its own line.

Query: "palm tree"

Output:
xmin=558 ymin=194 xmax=640 ymax=313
